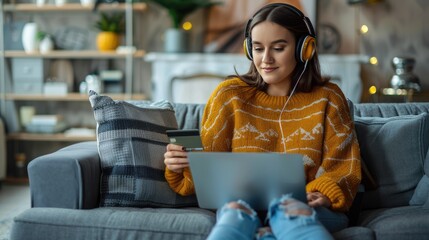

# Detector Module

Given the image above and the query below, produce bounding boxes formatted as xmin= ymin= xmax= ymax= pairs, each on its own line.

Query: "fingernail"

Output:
xmin=181 ymin=146 xmax=186 ymax=151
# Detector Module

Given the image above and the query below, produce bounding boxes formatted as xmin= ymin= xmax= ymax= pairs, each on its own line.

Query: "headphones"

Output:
xmin=243 ymin=3 xmax=316 ymax=63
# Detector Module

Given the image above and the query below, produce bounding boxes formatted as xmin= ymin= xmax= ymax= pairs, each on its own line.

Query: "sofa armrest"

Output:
xmin=28 ymin=141 xmax=100 ymax=209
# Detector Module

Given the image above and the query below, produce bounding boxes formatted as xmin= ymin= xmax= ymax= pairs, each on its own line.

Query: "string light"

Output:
xmin=182 ymin=21 xmax=192 ymax=31
xmin=360 ymin=24 xmax=369 ymax=34
xmin=369 ymin=85 xmax=377 ymax=94
xmin=369 ymin=56 xmax=378 ymax=65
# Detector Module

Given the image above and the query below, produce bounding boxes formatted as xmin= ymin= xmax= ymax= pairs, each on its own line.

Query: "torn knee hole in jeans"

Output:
xmin=280 ymin=199 xmax=313 ymax=217
xmin=256 ymin=227 xmax=274 ymax=239
xmin=226 ymin=201 xmax=254 ymax=215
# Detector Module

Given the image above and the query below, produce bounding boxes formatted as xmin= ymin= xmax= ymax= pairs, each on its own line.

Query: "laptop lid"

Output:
xmin=187 ymin=152 xmax=306 ymax=210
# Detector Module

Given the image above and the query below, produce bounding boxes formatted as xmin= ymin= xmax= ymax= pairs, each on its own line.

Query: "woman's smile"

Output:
xmin=262 ymin=67 xmax=278 ymax=73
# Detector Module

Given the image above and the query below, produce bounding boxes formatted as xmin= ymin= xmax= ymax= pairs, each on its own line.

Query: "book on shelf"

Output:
xmin=30 ymin=115 xmax=64 ymax=125
xmin=26 ymin=122 xmax=68 ymax=134
xmin=25 ymin=115 xmax=67 ymax=133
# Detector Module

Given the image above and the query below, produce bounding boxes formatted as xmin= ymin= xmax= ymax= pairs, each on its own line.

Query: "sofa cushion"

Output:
xmin=11 ymin=207 xmax=216 ymax=240
xmin=409 ymin=174 xmax=429 ymax=206
xmin=354 ymin=113 xmax=429 ymax=209
xmin=333 ymin=226 xmax=375 ymax=240
xmin=89 ymin=92 xmax=197 ymax=207
xmin=358 ymin=206 xmax=429 ymax=240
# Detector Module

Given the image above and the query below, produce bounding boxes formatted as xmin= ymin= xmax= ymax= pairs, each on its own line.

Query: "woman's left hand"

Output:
xmin=307 ymin=192 xmax=332 ymax=208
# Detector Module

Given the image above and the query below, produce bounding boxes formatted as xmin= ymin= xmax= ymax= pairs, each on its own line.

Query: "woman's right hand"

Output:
xmin=164 ymin=144 xmax=189 ymax=173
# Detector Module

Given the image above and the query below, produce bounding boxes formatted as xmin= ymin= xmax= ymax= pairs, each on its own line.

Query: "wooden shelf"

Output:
xmin=4 ymin=50 xmax=146 ymax=59
xmin=3 ymin=93 xmax=147 ymax=101
xmin=2 ymin=3 xmax=147 ymax=12
xmin=7 ymin=132 xmax=96 ymax=142
xmin=4 ymin=177 xmax=29 ymax=185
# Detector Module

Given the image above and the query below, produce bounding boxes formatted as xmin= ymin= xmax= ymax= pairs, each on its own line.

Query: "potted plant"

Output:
xmin=37 ymin=31 xmax=55 ymax=54
xmin=145 ymin=0 xmax=221 ymax=52
xmin=94 ymin=12 xmax=125 ymax=51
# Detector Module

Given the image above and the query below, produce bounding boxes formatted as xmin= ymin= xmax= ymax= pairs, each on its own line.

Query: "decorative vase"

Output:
xmin=80 ymin=0 xmax=94 ymax=6
xmin=55 ymin=0 xmax=66 ymax=6
xmin=164 ymin=28 xmax=188 ymax=53
xmin=390 ymin=57 xmax=421 ymax=91
xmin=36 ymin=0 xmax=47 ymax=7
xmin=96 ymin=32 xmax=120 ymax=51
xmin=39 ymin=35 xmax=54 ymax=54
xmin=21 ymin=22 xmax=39 ymax=53
xmin=85 ymin=74 xmax=102 ymax=93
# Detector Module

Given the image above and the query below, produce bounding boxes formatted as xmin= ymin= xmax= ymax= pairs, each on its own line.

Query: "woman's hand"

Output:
xmin=164 ymin=144 xmax=189 ymax=173
xmin=307 ymin=192 xmax=332 ymax=208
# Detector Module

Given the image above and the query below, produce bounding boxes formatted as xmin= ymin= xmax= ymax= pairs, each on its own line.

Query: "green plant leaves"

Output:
xmin=94 ymin=12 xmax=125 ymax=33
xmin=144 ymin=0 xmax=221 ymax=28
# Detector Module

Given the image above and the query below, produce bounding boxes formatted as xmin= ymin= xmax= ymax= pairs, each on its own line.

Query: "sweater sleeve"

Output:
xmin=306 ymin=85 xmax=362 ymax=212
xmin=165 ymin=167 xmax=195 ymax=196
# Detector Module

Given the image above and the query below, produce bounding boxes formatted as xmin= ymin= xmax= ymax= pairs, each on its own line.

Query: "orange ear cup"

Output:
xmin=300 ymin=36 xmax=316 ymax=62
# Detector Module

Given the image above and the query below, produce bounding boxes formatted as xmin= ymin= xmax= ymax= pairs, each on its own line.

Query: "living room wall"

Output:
xmin=317 ymin=0 xmax=428 ymax=102
xmin=143 ymin=0 xmax=428 ymax=102
xmin=5 ymin=0 xmax=427 ymax=102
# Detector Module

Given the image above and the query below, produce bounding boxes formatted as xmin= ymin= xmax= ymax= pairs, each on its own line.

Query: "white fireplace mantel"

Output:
xmin=145 ymin=53 xmax=368 ymax=103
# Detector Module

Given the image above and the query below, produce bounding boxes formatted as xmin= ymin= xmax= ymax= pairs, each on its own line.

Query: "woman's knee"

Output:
xmin=268 ymin=194 xmax=317 ymax=222
xmin=268 ymin=195 xmax=333 ymax=239
xmin=226 ymin=201 xmax=254 ymax=216
xmin=279 ymin=198 xmax=313 ymax=217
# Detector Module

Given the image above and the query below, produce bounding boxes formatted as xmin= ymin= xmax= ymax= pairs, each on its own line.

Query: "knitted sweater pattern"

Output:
xmin=165 ymin=78 xmax=361 ymax=212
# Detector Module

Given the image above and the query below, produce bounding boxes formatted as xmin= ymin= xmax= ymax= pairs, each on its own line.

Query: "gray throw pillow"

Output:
xmin=409 ymin=175 xmax=429 ymax=206
xmin=89 ymin=91 xmax=197 ymax=207
xmin=354 ymin=113 xmax=429 ymax=209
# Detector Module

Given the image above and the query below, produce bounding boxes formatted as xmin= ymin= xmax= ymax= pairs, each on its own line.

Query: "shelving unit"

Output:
xmin=4 ymin=49 xmax=146 ymax=58
xmin=7 ymin=132 xmax=96 ymax=141
xmin=2 ymin=2 xmax=147 ymax=12
xmin=3 ymin=92 xmax=146 ymax=101
xmin=0 ymin=1 xmax=148 ymax=180
xmin=1 ymin=2 xmax=147 ymax=92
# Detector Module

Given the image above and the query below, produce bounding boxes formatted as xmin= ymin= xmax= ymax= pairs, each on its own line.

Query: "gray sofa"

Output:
xmin=10 ymin=102 xmax=429 ymax=240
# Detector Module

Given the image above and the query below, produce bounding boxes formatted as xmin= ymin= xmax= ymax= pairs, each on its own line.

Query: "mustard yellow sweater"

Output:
xmin=165 ymin=78 xmax=361 ymax=212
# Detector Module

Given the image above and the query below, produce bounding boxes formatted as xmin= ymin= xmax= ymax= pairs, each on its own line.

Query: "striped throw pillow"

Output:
xmin=89 ymin=91 xmax=197 ymax=207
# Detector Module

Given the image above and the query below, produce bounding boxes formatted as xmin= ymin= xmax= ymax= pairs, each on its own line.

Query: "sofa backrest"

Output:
xmin=172 ymin=103 xmax=206 ymax=130
xmin=353 ymin=102 xmax=429 ymax=117
xmin=353 ymin=102 xmax=429 ymax=209
xmin=171 ymin=102 xmax=429 ymax=210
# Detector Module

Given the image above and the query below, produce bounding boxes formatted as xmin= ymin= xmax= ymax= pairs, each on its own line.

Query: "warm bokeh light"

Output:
xmin=383 ymin=88 xmax=408 ymax=96
xmin=369 ymin=85 xmax=377 ymax=95
xmin=369 ymin=56 xmax=378 ymax=65
xmin=182 ymin=22 xmax=192 ymax=31
xmin=360 ymin=25 xmax=369 ymax=34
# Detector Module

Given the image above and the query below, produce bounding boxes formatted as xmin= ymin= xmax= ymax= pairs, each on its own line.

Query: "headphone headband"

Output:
xmin=244 ymin=3 xmax=315 ymax=39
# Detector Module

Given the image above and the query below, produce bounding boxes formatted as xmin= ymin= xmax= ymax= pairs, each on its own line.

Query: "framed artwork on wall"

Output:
xmin=203 ymin=0 xmax=317 ymax=53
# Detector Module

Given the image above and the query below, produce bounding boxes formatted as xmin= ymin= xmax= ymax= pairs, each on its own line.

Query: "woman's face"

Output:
xmin=251 ymin=21 xmax=297 ymax=96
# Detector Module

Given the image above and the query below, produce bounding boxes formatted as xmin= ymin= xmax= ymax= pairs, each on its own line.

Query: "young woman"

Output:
xmin=164 ymin=3 xmax=361 ymax=239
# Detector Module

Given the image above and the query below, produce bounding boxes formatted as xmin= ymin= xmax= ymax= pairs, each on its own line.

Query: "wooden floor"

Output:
xmin=0 ymin=182 xmax=30 ymax=240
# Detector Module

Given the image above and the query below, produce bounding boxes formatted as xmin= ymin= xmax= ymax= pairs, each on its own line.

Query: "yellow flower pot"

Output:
xmin=96 ymin=32 xmax=120 ymax=51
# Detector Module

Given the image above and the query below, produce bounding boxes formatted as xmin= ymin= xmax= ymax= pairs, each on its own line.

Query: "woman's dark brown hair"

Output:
xmin=232 ymin=4 xmax=328 ymax=94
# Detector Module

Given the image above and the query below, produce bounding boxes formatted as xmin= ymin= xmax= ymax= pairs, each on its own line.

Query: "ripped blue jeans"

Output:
xmin=206 ymin=194 xmax=348 ymax=240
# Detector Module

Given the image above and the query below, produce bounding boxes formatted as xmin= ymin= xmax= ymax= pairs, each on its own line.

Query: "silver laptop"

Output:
xmin=187 ymin=152 xmax=307 ymax=210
